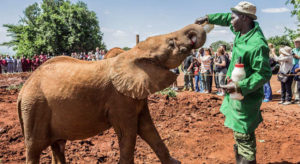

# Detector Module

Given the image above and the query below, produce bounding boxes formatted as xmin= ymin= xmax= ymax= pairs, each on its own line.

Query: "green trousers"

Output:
xmin=234 ymin=131 xmax=256 ymax=161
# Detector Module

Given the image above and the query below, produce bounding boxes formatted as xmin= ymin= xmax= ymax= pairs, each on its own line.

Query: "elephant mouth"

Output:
xmin=136 ymin=58 xmax=178 ymax=75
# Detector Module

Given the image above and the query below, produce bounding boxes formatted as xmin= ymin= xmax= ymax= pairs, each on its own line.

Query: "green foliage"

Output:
xmin=122 ymin=47 xmax=131 ymax=51
xmin=267 ymin=35 xmax=292 ymax=51
xmin=210 ymin=40 xmax=231 ymax=52
xmin=285 ymin=0 xmax=300 ymax=39
xmin=6 ymin=83 xmax=24 ymax=91
xmin=1 ymin=0 xmax=106 ymax=57
xmin=267 ymin=1 xmax=299 ymax=51
xmin=286 ymin=0 xmax=300 ymax=22
xmin=157 ymin=87 xmax=177 ymax=97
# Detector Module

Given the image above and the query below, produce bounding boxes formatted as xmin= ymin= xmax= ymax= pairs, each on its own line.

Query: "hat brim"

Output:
xmin=279 ymin=49 xmax=292 ymax=56
xmin=231 ymin=8 xmax=257 ymax=20
xmin=294 ymin=39 xmax=300 ymax=42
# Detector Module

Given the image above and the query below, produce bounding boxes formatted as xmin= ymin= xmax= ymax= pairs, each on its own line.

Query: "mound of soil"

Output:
xmin=0 ymin=73 xmax=299 ymax=163
xmin=0 ymin=73 xmax=31 ymax=88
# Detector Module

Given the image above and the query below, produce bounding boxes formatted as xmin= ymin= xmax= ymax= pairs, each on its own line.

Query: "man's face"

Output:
xmin=295 ymin=41 xmax=300 ymax=48
xmin=231 ymin=12 xmax=243 ymax=32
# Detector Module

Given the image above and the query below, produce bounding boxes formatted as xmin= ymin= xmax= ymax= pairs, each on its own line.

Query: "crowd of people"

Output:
xmin=0 ymin=47 xmax=107 ymax=74
xmin=0 ymin=54 xmax=48 ymax=74
xmin=170 ymin=36 xmax=300 ymax=106
xmin=171 ymin=44 xmax=231 ymax=96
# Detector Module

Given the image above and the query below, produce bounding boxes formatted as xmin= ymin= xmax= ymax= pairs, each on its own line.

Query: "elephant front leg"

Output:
xmin=137 ymin=106 xmax=181 ymax=164
xmin=110 ymin=114 xmax=137 ymax=164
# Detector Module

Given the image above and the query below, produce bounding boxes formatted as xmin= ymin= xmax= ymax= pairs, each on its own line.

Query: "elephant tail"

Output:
xmin=17 ymin=97 xmax=25 ymax=136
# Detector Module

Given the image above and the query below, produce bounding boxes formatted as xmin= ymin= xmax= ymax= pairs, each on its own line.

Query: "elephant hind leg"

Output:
xmin=23 ymin=101 xmax=52 ymax=164
xmin=26 ymin=142 xmax=49 ymax=164
xmin=51 ymin=140 xmax=67 ymax=164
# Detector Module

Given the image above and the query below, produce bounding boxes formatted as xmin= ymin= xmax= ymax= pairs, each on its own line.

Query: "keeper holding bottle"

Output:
xmin=195 ymin=1 xmax=272 ymax=163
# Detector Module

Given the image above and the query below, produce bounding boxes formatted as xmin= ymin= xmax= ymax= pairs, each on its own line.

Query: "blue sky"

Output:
xmin=0 ymin=0 xmax=298 ymax=54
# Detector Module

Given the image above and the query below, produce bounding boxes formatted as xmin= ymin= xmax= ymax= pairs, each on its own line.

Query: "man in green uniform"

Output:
xmin=195 ymin=1 xmax=272 ymax=164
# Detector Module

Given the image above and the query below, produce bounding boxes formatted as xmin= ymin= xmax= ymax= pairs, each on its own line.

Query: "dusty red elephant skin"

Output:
xmin=15 ymin=24 xmax=206 ymax=163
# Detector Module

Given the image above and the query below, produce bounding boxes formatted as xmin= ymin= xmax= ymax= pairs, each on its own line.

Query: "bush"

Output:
xmin=6 ymin=83 xmax=23 ymax=91
xmin=157 ymin=87 xmax=177 ymax=97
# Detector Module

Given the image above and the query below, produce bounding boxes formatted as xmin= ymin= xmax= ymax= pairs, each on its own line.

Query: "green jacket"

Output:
xmin=208 ymin=13 xmax=272 ymax=133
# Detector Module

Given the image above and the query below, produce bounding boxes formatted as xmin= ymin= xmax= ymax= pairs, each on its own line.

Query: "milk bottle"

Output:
xmin=201 ymin=22 xmax=214 ymax=33
xmin=230 ymin=57 xmax=246 ymax=100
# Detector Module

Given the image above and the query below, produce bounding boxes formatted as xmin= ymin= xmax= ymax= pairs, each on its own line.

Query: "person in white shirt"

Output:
xmin=274 ymin=46 xmax=294 ymax=105
xmin=198 ymin=48 xmax=212 ymax=93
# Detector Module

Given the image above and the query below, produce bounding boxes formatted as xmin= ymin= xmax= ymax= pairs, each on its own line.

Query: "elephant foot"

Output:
xmin=163 ymin=157 xmax=181 ymax=164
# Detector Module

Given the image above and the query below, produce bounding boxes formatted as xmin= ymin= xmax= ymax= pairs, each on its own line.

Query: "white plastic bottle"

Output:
xmin=230 ymin=57 xmax=246 ymax=100
xmin=201 ymin=22 xmax=214 ymax=33
xmin=202 ymin=24 xmax=214 ymax=33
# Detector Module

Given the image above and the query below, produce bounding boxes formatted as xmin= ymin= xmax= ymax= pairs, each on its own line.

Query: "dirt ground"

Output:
xmin=0 ymin=73 xmax=299 ymax=164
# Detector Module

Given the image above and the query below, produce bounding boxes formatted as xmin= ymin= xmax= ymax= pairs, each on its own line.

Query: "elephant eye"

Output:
xmin=168 ymin=39 xmax=175 ymax=49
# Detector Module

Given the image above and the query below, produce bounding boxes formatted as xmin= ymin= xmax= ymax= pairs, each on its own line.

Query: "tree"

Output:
xmin=122 ymin=47 xmax=131 ymax=51
xmin=1 ymin=0 xmax=106 ymax=57
xmin=286 ymin=0 xmax=300 ymax=23
xmin=210 ymin=40 xmax=231 ymax=52
xmin=267 ymin=35 xmax=292 ymax=53
xmin=285 ymin=0 xmax=300 ymax=41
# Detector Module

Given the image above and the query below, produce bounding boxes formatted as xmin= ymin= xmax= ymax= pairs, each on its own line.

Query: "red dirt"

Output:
xmin=0 ymin=73 xmax=299 ymax=164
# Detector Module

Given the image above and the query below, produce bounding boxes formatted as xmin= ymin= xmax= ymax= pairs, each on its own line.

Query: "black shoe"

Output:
xmin=234 ymin=144 xmax=241 ymax=163
xmin=234 ymin=144 xmax=256 ymax=164
xmin=240 ymin=156 xmax=257 ymax=164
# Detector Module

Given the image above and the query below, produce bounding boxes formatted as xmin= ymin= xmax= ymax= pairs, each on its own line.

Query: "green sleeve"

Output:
xmin=238 ymin=46 xmax=272 ymax=96
xmin=208 ymin=13 xmax=237 ymax=34
xmin=208 ymin=13 xmax=232 ymax=26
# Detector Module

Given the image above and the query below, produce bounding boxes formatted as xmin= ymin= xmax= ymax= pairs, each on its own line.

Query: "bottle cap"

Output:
xmin=235 ymin=64 xmax=244 ymax=68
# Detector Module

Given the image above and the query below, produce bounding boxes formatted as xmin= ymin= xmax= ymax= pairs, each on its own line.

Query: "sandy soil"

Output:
xmin=0 ymin=73 xmax=299 ymax=164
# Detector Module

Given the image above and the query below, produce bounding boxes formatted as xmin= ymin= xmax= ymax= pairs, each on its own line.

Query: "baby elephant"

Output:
xmin=18 ymin=24 xmax=206 ymax=164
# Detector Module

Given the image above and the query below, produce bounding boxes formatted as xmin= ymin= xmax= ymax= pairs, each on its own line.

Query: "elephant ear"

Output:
xmin=110 ymin=56 xmax=177 ymax=99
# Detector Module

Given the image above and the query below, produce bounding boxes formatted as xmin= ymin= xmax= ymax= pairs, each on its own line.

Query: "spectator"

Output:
xmin=170 ymin=67 xmax=180 ymax=91
xmin=16 ymin=56 xmax=22 ymax=72
xmin=293 ymin=59 xmax=300 ymax=107
xmin=7 ymin=55 xmax=14 ymax=73
xmin=292 ymin=37 xmax=300 ymax=103
xmin=197 ymin=48 xmax=205 ymax=92
xmin=13 ymin=56 xmax=17 ymax=73
xmin=32 ymin=55 xmax=41 ymax=71
xmin=99 ymin=50 xmax=106 ymax=60
xmin=0 ymin=56 xmax=2 ymax=74
xmin=25 ymin=57 xmax=31 ymax=72
xmin=95 ymin=47 xmax=100 ymax=60
xmin=188 ymin=56 xmax=201 ymax=92
xmin=274 ymin=46 xmax=294 ymax=105
xmin=263 ymin=44 xmax=275 ymax=102
xmin=198 ymin=48 xmax=212 ymax=93
xmin=214 ymin=47 xmax=227 ymax=96
xmin=220 ymin=44 xmax=231 ymax=69
xmin=42 ymin=54 xmax=48 ymax=63
xmin=181 ymin=51 xmax=194 ymax=91
xmin=21 ymin=56 xmax=26 ymax=72
xmin=2 ymin=56 xmax=8 ymax=73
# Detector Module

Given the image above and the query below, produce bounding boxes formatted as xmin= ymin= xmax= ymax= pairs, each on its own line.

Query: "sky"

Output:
xmin=0 ymin=0 xmax=298 ymax=54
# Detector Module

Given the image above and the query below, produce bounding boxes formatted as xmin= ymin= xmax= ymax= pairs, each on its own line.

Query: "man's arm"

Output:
xmin=207 ymin=13 xmax=232 ymax=26
xmin=238 ymin=46 xmax=272 ymax=96
xmin=195 ymin=13 xmax=236 ymax=34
